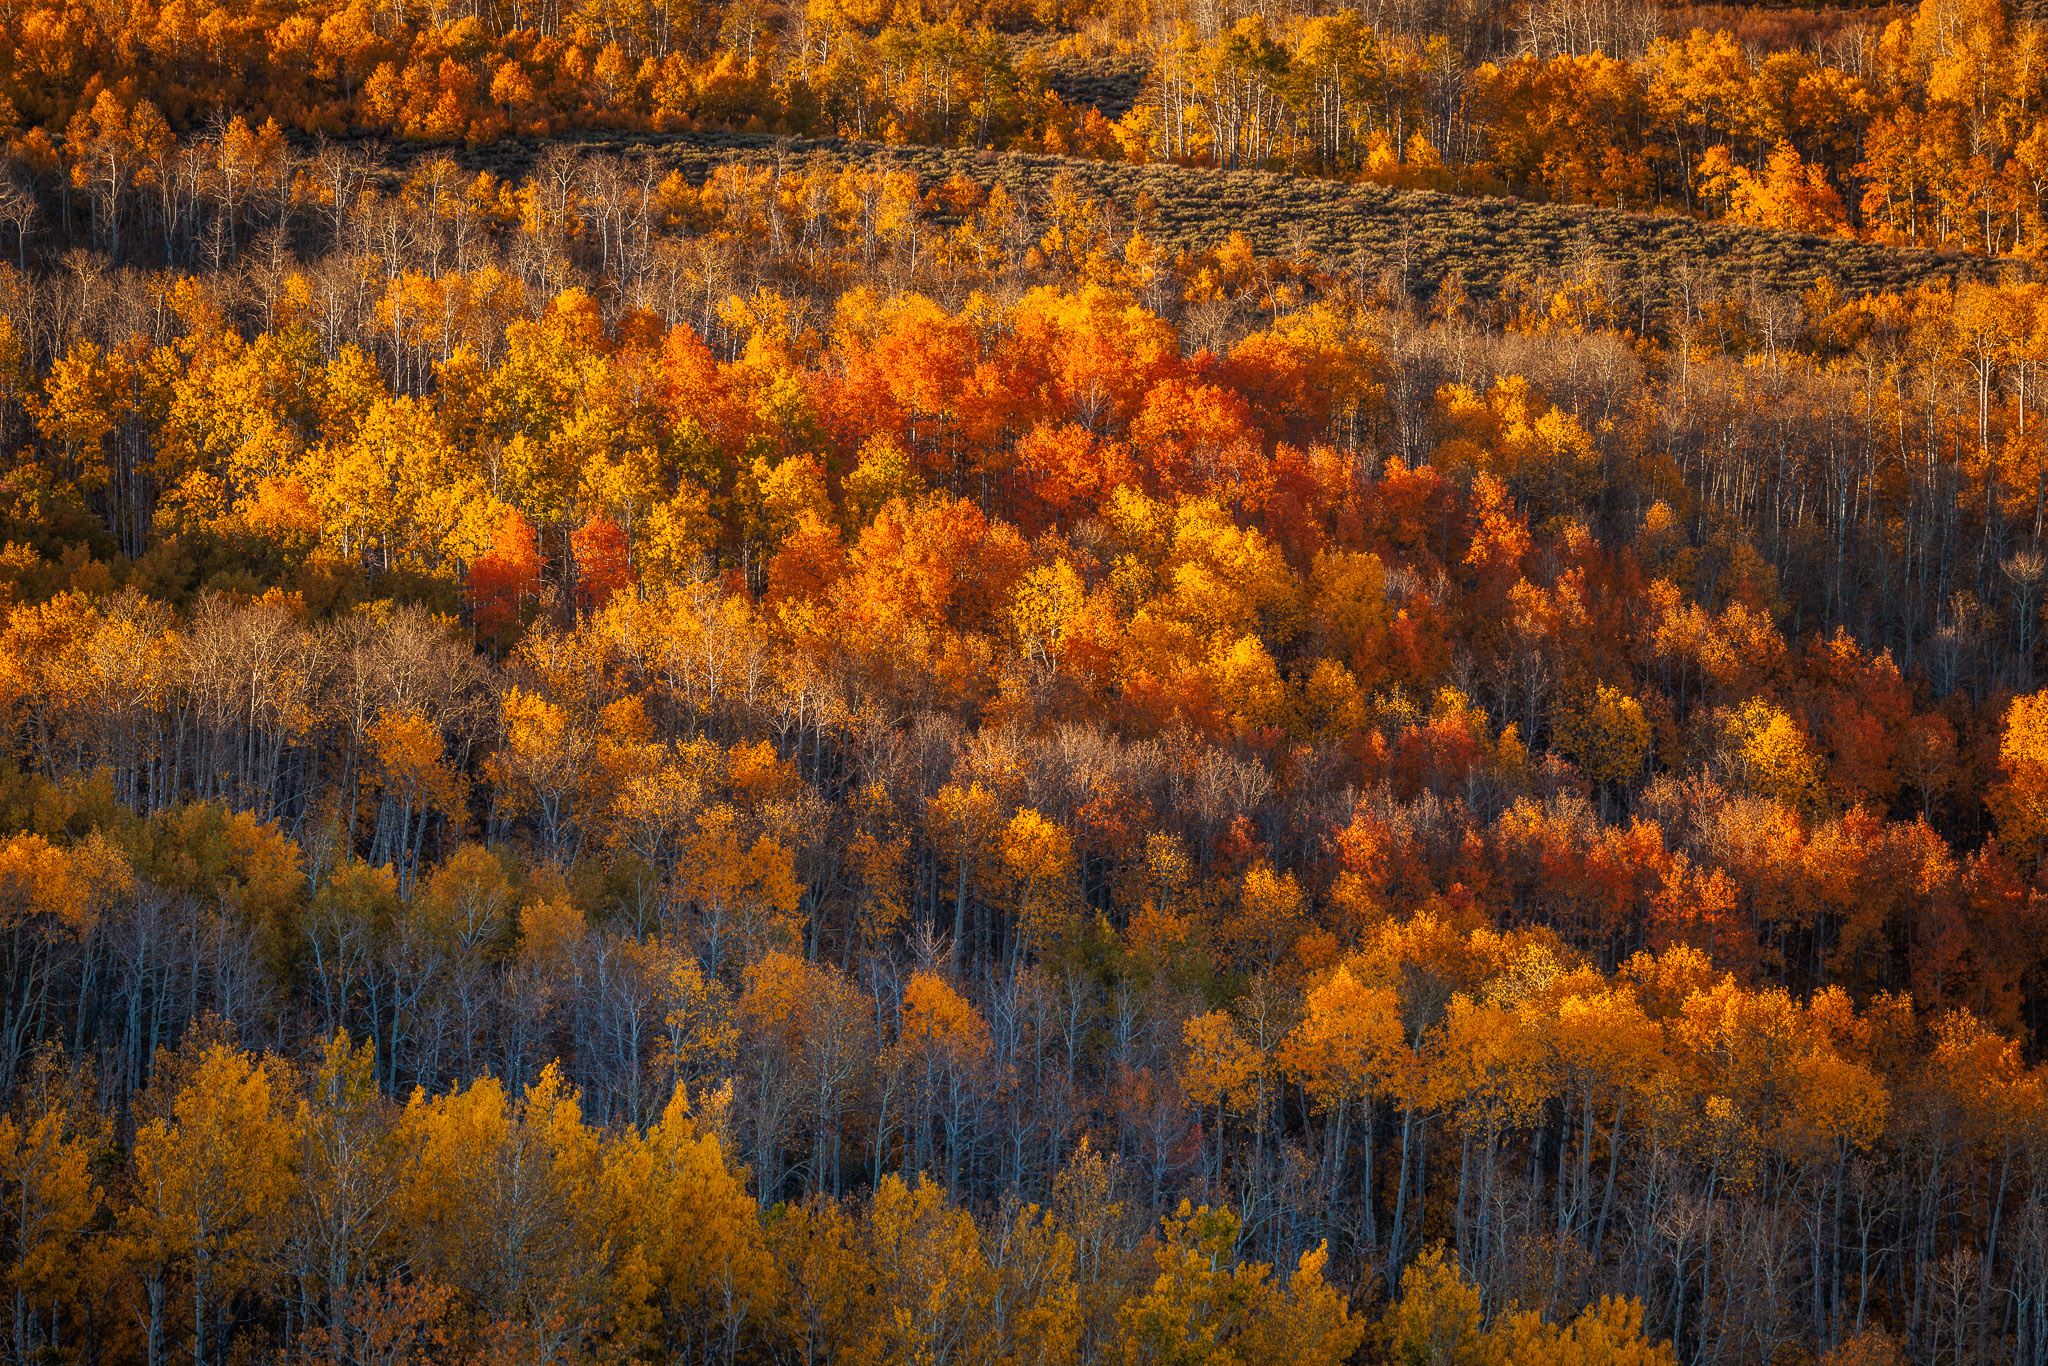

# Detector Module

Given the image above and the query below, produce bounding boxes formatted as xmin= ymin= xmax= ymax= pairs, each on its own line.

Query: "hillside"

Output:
xmin=393 ymin=127 xmax=1999 ymax=317
xmin=15 ymin=1 xmax=2048 ymax=1360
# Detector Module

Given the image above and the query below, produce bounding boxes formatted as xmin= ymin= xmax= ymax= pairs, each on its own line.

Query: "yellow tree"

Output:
xmin=1989 ymin=688 xmax=2048 ymax=867
xmin=1708 ymin=141 xmax=1851 ymax=236
xmin=1000 ymin=807 xmax=1078 ymax=964
xmin=1280 ymin=965 xmax=1406 ymax=1243
xmin=125 ymin=1042 xmax=296 ymax=1366
xmin=0 ymin=1050 xmax=102 ymax=1365
xmin=1723 ymin=698 xmax=1825 ymax=813
xmin=896 ymin=971 xmax=990 ymax=1190
xmin=1494 ymin=1294 xmax=1675 ymax=1366
xmin=1382 ymin=1245 xmax=1489 ymax=1366
xmin=1235 ymin=1237 xmax=1365 ymax=1366
xmin=1114 ymin=1201 xmax=1363 ymax=1366
xmin=767 ymin=1191 xmax=877 ymax=1366
xmin=0 ymin=833 xmax=130 ymax=1080
xmin=645 ymin=939 xmax=736 ymax=1105
xmin=1181 ymin=1010 xmax=1264 ymax=1187
xmin=287 ymin=1031 xmax=407 ymax=1355
xmin=1229 ymin=863 xmax=1306 ymax=969
xmin=928 ymin=781 xmax=1005 ymax=966
xmin=396 ymin=1064 xmax=641 ymax=1358
xmin=608 ymin=1083 xmax=773 ymax=1361
xmin=486 ymin=687 xmax=595 ymax=866
xmin=31 ymin=338 xmax=154 ymax=556
xmin=844 ymin=809 xmax=911 ymax=967
xmin=678 ymin=805 xmax=804 ymax=976
xmin=1787 ymin=1040 xmax=1891 ymax=1327
xmin=303 ymin=863 xmax=400 ymax=1045
xmin=861 ymin=1175 xmax=995 ymax=1365
xmin=1553 ymin=684 xmax=1651 ymax=791
xmin=366 ymin=707 xmax=467 ymax=896
xmin=1539 ymin=985 xmax=1664 ymax=1259
xmin=1427 ymin=992 xmax=1552 ymax=1275
xmin=985 ymin=1199 xmax=1083 ymax=1366
xmin=739 ymin=950 xmax=876 ymax=1199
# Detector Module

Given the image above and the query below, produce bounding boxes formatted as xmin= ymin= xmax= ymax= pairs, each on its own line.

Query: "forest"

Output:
xmin=10 ymin=0 xmax=2048 ymax=248
xmin=8 ymin=0 xmax=2048 ymax=1363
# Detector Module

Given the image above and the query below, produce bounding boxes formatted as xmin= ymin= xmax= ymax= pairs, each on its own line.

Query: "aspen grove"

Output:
xmin=9 ymin=3 xmax=2048 ymax=1365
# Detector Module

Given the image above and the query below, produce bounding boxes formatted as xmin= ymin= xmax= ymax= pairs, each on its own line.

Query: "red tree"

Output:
xmin=470 ymin=505 xmax=541 ymax=645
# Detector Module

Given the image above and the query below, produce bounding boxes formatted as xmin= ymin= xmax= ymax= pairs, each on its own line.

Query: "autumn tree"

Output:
xmin=125 ymin=1040 xmax=296 ymax=1366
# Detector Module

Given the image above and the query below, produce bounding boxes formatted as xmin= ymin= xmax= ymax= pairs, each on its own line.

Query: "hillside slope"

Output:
xmin=392 ymin=128 xmax=1999 ymax=318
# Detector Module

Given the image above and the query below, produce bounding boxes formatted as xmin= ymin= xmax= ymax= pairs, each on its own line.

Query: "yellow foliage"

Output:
xmin=1001 ymin=807 xmax=1079 ymax=950
xmin=125 ymin=1044 xmax=295 ymax=1337
xmin=1553 ymin=684 xmax=1651 ymax=787
xmin=1990 ymin=688 xmax=2048 ymax=865
xmin=1116 ymin=1201 xmax=1363 ymax=1366
xmin=1181 ymin=1010 xmax=1263 ymax=1114
xmin=611 ymin=1083 xmax=774 ymax=1350
xmin=1384 ymin=1245 xmax=1489 ymax=1366
xmin=1231 ymin=862 xmax=1306 ymax=968
xmin=1723 ymin=698 xmax=1824 ymax=811
xmin=900 ymin=970 xmax=991 ymax=1072
xmin=0 ymin=1060 xmax=101 ymax=1318
xmin=1494 ymin=1295 xmax=1675 ymax=1366
xmin=1281 ymin=965 xmax=1408 ymax=1107
xmin=680 ymin=804 xmax=806 ymax=969
xmin=0 ymin=831 xmax=130 ymax=934
xmin=1205 ymin=633 xmax=1288 ymax=732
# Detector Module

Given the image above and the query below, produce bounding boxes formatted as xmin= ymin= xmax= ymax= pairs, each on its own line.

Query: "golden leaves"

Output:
xmin=1554 ymin=683 xmax=1652 ymax=788
xmin=0 ymin=831 xmax=130 ymax=935
xmin=901 ymin=970 xmax=992 ymax=1073
xmin=1990 ymin=688 xmax=2048 ymax=867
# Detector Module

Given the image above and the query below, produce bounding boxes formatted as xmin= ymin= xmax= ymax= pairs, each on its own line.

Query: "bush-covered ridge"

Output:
xmin=372 ymin=126 xmax=1998 ymax=313
xmin=383 ymin=127 xmax=1997 ymax=312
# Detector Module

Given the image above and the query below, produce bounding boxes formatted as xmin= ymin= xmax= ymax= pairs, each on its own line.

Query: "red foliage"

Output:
xmin=469 ymin=506 xmax=541 ymax=645
xmin=571 ymin=514 xmax=636 ymax=613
